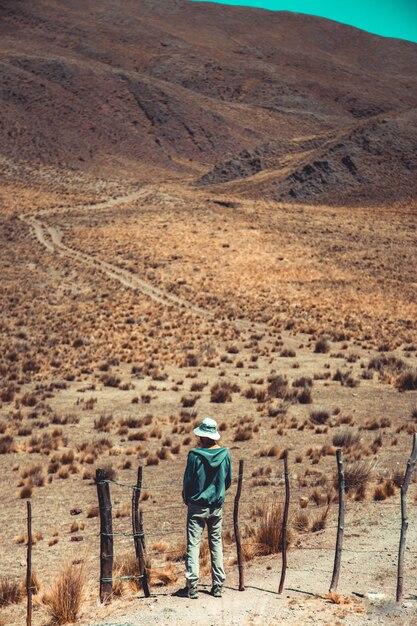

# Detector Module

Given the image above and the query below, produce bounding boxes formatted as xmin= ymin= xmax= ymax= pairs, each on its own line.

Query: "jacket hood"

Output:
xmin=191 ymin=447 xmax=229 ymax=468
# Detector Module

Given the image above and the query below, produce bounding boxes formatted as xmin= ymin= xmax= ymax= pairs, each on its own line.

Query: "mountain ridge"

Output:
xmin=1 ymin=0 xmax=416 ymax=203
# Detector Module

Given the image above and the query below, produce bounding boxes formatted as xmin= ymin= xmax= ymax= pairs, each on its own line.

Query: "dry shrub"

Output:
xmin=146 ymin=454 xmax=159 ymax=466
xmin=368 ymin=355 xmax=406 ymax=378
xmin=100 ymin=374 xmax=121 ymax=388
xmin=314 ymin=338 xmax=330 ymax=353
xmin=150 ymin=563 xmax=178 ymax=586
xmin=57 ymin=467 xmax=69 ymax=480
xmin=127 ymin=430 xmax=148 ymax=441
xmin=280 ymin=348 xmax=296 ymax=357
xmin=396 ymin=369 xmax=417 ymax=391
xmin=253 ymin=500 xmax=290 ymax=555
xmin=150 ymin=427 xmax=162 ymax=438
xmin=42 ymin=562 xmax=86 ymax=624
xmin=20 ymin=485 xmax=33 ymax=499
xmin=343 ymin=460 xmax=373 ymax=499
xmin=293 ymin=512 xmax=310 ymax=532
xmin=311 ymin=506 xmax=330 ymax=532
xmin=190 ymin=381 xmax=207 ymax=392
xmin=102 ymin=463 xmax=117 ymax=481
xmin=23 ymin=571 xmax=41 ymax=596
xmin=119 ymin=417 xmax=142 ymax=429
xmin=234 ymin=427 xmax=253 ymax=442
xmin=0 ymin=576 xmax=22 ymax=607
xmin=391 ymin=470 xmax=404 ymax=488
xmin=297 ymin=387 xmax=312 ymax=404
xmin=0 ymin=435 xmax=15 ymax=454
xmin=113 ymin=554 xmax=146 ymax=593
xmin=210 ymin=381 xmax=237 ymax=403
xmin=332 ymin=369 xmax=359 ymax=387
xmin=86 ymin=506 xmax=99 ymax=518
xmin=267 ymin=375 xmax=288 ymax=399
xmin=94 ymin=415 xmax=112 ymax=432
xmin=373 ymin=485 xmax=387 ymax=501
xmin=293 ymin=376 xmax=313 ymax=389
xmin=310 ymin=489 xmax=328 ymax=506
xmin=151 ymin=540 xmax=171 ymax=554
xmin=310 ymin=409 xmax=330 ymax=425
xmin=259 ymin=445 xmax=280 ymax=457
xmin=115 ymin=504 xmax=130 ymax=519
xmin=232 ymin=541 xmax=260 ymax=563
xmin=156 ymin=446 xmax=171 ymax=461
xmin=332 ymin=429 xmax=360 ymax=448
xmin=21 ymin=463 xmax=46 ymax=486
xmin=181 ymin=396 xmax=198 ymax=408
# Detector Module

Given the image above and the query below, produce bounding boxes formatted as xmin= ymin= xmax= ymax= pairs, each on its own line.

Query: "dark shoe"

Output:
xmin=174 ymin=586 xmax=198 ymax=599
xmin=211 ymin=585 xmax=222 ymax=598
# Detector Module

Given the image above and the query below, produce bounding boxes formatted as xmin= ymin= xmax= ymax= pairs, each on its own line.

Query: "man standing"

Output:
xmin=178 ymin=417 xmax=232 ymax=599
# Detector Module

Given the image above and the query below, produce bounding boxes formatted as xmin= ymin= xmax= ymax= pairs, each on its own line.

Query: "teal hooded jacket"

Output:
xmin=183 ymin=447 xmax=232 ymax=507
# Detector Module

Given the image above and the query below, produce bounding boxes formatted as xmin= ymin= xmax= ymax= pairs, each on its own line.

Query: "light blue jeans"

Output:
xmin=185 ymin=503 xmax=226 ymax=589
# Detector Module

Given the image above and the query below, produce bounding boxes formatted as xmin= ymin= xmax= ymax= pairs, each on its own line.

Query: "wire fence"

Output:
xmin=8 ymin=435 xmax=417 ymax=625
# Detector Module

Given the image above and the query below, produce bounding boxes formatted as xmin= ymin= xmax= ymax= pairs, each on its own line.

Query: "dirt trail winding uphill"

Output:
xmin=20 ymin=187 xmax=214 ymax=317
xmin=19 ymin=186 xmax=308 ymax=349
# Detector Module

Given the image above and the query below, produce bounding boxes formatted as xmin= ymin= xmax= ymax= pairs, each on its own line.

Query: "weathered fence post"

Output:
xmin=278 ymin=450 xmax=290 ymax=594
xmin=233 ymin=459 xmax=245 ymax=591
xmin=139 ymin=509 xmax=146 ymax=552
xmin=330 ymin=449 xmax=345 ymax=592
xmin=26 ymin=501 xmax=32 ymax=626
xmin=396 ymin=433 xmax=417 ymax=603
xmin=132 ymin=465 xmax=150 ymax=597
xmin=96 ymin=468 xmax=114 ymax=603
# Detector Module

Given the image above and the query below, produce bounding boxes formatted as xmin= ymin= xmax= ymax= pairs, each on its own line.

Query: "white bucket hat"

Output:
xmin=193 ymin=417 xmax=220 ymax=441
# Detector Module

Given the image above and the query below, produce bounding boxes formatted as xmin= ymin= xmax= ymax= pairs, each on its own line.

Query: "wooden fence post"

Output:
xmin=26 ymin=501 xmax=32 ymax=626
xmin=330 ymin=449 xmax=345 ymax=592
xmin=396 ymin=433 xmax=417 ymax=603
xmin=96 ymin=468 xmax=114 ymax=603
xmin=233 ymin=459 xmax=245 ymax=591
xmin=132 ymin=465 xmax=150 ymax=597
xmin=278 ymin=450 xmax=290 ymax=594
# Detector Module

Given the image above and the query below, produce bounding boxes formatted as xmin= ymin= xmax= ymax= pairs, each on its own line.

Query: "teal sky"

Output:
xmin=193 ymin=1 xmax=417 ymax=43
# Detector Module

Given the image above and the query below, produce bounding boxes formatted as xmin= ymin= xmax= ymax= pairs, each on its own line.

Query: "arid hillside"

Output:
xmin=1 ymin=0 xmax=417 ymax=203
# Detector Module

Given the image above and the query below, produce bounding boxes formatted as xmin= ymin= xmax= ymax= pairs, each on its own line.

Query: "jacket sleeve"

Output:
xmin=182 ymin=452 xmax=195 ymax=504
xmin=225 ymin=452 xmax=232 ymax=491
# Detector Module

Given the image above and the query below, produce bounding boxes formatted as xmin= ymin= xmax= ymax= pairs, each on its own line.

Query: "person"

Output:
xmin=176 ymin=417 xmax=232 ymax=600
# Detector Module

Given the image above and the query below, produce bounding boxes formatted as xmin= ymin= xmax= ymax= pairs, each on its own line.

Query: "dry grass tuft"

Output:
xmin=343 ymin=460 xmax=373 ymax=499
xmin=332 ymin=429 xmax=360 ymax=449
xmin=42 ymin=562 xmax=86 ymax=624
xmin=19 ymin=484 xmax=33 ymax=499
xmin=396 ymin=369 xmax=417 ymax=391
xmin=210 ymin=381 xmax=238 ymax=403
xmin=252 ymin=500 xmax=291 ymax=555
xmin=293 ymin=512 xmax=310 ymax=533
xmin=150 ymin=563 xmax=178 ymax=586
xmin=311 ymin=505 xmax=330 ymax=532
xmin=0 ymin=576 xmax=22 ymax=607
xmin=309 ymin=409 xmax=330 ymax=425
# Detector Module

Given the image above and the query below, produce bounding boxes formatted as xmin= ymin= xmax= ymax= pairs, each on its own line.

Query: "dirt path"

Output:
xmin=20 ymin=187 xmax=214 ymax=317
xmin=19 ymin=187 xmax=304 ymax=344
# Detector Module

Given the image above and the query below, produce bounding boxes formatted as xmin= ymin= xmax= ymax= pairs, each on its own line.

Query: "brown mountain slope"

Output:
xmin=1 ymin=0 xmax=416 ymax=202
